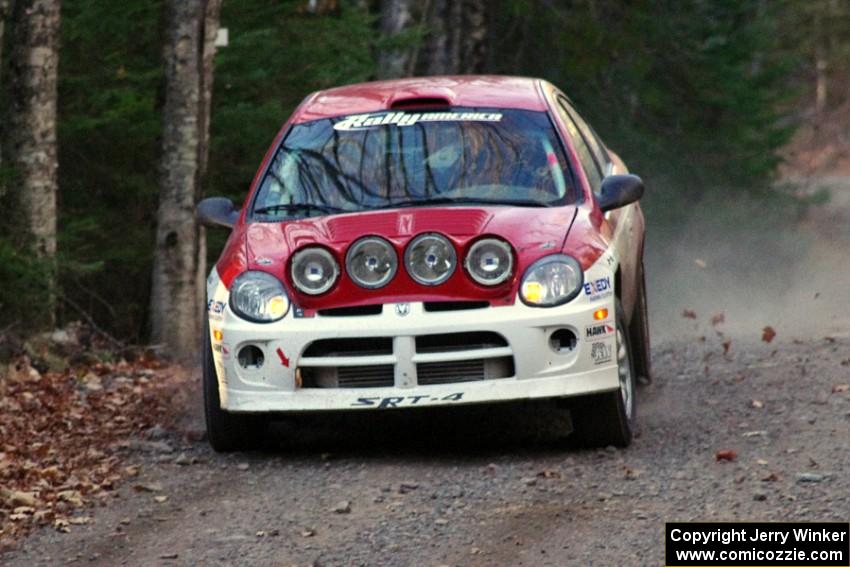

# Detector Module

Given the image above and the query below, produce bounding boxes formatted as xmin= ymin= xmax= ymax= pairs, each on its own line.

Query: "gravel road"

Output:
xmin=2 ymin=332 xmax=849 ymax=566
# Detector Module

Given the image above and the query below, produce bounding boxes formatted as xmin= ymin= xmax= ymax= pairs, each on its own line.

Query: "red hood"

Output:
xmin=225 ymin=206 xmax=585 ymax=310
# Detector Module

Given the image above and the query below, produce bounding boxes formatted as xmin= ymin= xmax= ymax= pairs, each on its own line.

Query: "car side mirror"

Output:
xmin=597 ymin=174 xmax=644 ymax=213
xmin=196 ymin=197 xmax=239 ymax=229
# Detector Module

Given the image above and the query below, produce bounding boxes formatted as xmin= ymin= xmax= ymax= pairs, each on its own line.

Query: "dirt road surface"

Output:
xmin=2 ymin=333 xmax=848 ymax=566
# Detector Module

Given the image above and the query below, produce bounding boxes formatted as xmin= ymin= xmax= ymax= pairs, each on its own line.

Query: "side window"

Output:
xmin=555 ymin=98 xmax=603 ymax=191
xmin=563 ymin=102 xmax=610 ymax=173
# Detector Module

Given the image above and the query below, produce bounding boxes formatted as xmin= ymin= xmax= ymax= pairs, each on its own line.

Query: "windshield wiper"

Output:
xmin=368 ymin=197 xmax=553 ymax=210
xmin=254 ymin=202 xmax=349 ymax=216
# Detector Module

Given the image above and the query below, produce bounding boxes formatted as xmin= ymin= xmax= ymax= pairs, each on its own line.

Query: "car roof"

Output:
xmin=292 ymin=75 xmax=549 ymax=123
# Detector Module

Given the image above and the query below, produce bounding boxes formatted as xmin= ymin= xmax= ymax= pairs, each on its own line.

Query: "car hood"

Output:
xmin=235 ymin=205 xmax=582 ymax=310
xmin=245 ymin=206 xmax=576 ymax=264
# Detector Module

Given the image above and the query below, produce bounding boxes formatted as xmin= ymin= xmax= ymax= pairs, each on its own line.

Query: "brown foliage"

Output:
xmin=0 ymin=357 xmax=192 ymax=549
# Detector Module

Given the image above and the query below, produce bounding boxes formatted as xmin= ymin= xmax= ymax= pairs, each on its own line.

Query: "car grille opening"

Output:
xmin=417 ymin=356 xmax=514 ymax=385
xmin=317 ymin=304 xmax=383 ymax=317
xmin=423 ymin=301 xmax=489 ymax=312
xmin=415 ymin=331 xmax=508 ymax=354
xmin=300 ymin=365 xmax=394 ymax=388
xmin=302 ymin=337 xmax=392 ymax=357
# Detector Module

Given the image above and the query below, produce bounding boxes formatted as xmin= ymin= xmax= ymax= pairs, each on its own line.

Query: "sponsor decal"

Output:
xmin=293 ymin=307 xmax=312 ymax=318
xmin=207 ymin=299 xmax=226 ymax=314
xmin=395 ymin=303 xmax=411 ymax=317
xmin=583 ymin=276 xmax=613 ymax=301
xmin=333 ymin=111 xmax=503 ymax=132
xmin=585 ymin=322 xmax=615 ymax=339
xmin=351 ymin=392 xmax=464 ymax=408
xmin=212 ymin=342 xmax=231 ymax=360
xmin=275 ymin=347 xmax=290 ymax=368
xmin=591 ymin=341 xmax=613 ymax=365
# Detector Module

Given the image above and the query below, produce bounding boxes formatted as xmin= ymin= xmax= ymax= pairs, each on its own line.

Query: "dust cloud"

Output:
xmin=643 ymin=177 xmax=850 ymax=342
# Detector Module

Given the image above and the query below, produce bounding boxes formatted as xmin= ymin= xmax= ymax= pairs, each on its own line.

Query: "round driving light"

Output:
xmin=346 ymin=236 xmax=398 ymax=289
xmin=404 ymin=233 xmax=456 ymax=285
xmin=291 ymin=247 xmax=339 ymax=295
xmin=465 ymin=238 xmax=513 ymax=285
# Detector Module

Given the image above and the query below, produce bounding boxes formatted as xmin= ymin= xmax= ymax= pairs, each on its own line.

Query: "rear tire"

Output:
xmin=569 ymin=299 xmax=636 ymax=448
xmin=630 ymin=265 xmax=652 ymax=385
xmin=203 ymin=318 xmax=266 ymax=452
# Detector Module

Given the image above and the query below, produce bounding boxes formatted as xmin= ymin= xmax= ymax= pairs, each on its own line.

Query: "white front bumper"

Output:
xmin=206 ymin=259 xmax=620 ymax=413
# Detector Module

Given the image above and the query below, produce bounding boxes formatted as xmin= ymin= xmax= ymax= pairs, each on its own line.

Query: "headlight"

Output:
xmin=229 ymin=271 xmax=290 ymax=322
xmin=291 ymin=247 xmax=339 ymax=295
xmin=346 ymin=236 xmax=398 ymax=289
xmin=404 ymin=233 xmax=456 ymax=285
xmin=520 ymin=254 xmax=583 ymax=307
xmin=465 ymin=238 xmax=513 ymax=286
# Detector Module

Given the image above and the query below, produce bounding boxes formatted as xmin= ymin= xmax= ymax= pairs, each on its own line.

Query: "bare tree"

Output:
xmin=376 ymin=0 xmax=419 ymax=78
xmin=420 ymin=0 xmax=487 ymax=75
xmin=0 ymin=0 xmax=11 ymax=89
xmin=0 ymin=0 xmax=11 ymax=168
xmin=195 ymin=0 xmax=222 ymax=314
xmin=5 ymin=0 xmax=61 ymax=328
xmin=151 ymin=0 xmax=221 ymax=357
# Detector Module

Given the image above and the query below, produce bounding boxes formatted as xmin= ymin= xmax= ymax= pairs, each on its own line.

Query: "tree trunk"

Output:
xmin=0 ymin=0 xmax=11 ymax=169
xmin=195 ymin=0 xmax=221 ymax=314
xmin=150 ymin=0 xmax=205 ymax=357
xmin=5 ymin=0 xmax=61 ymax=329
xmin=0 ymin=0 xmax=11 ymax=88
xmin=814 ymin=7 xmax=827 ymax=114
xmin=420 ymin=0 xmax=487 ymax=75
xmin=376 ymin=0 xmax=418 ymax=79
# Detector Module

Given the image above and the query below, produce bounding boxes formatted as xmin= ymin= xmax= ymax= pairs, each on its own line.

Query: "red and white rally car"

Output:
xmin=197 ymin=76 xmax=650 ymax=452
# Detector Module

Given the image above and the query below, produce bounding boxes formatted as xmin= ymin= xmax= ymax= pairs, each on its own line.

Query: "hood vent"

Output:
xmin=389 ymin=96 xmax=451 ymax=110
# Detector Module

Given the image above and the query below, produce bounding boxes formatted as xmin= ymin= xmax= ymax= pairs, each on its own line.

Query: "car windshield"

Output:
xmin=251 ymin=107 xmax=576 ymax=220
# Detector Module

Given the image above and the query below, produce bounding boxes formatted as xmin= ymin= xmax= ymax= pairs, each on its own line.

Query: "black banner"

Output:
xmin=666 ymin=522 xmax=850 ymax=566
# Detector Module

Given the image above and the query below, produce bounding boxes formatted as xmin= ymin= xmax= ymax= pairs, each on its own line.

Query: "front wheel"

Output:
xmin=569 ymin=299 xmax=637 ymax=448
xmin=202 ymin=319 xmax=266 ymax=452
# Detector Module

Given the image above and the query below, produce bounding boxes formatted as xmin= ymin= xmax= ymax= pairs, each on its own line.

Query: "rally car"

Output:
xmin=197 ymin=76 xmax=650 ymax=452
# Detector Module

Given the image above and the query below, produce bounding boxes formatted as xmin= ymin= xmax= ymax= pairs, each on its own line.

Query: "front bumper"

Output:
xmin=206 ymin=257 xmax=620 ymax=413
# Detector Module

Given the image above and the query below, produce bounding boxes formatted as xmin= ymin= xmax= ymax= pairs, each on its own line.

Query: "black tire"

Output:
xmin=569 ymin=299 xmax=636 ymax=448
xmin=630 ymin=265 xmax=652 ymax=385
xmin=203 ymin=318 xmax=266 ymax=452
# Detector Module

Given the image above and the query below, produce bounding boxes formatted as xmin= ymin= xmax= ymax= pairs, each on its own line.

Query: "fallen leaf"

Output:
xmin=750 ymin=399 xmax=764 ymax=409
xmin=694 ymin=259 xmax=707 ymax=269
xmin=715 ymin=450 xmax=737 ymax=462
xmin=153 ymin=495 xmax=168 ymax=503
xmin=536 ymin=469 xmax=561 ymax=479
xmin=132 ymin=482 xmax=162 ymax=493
xmin=761 ymin=326 xmax=776 ymax=343
xmin=831 ymin=384 xmax=849 ymax=394
xmin=761 ymin=473 xmax=779 ymax=482
xmin=682 ymin=309 xmax=697 ymax=319
xmin=710 ymin=313 xmax=725 ymax=326
xmin=721 ymin=340 xmax=732 ymax=356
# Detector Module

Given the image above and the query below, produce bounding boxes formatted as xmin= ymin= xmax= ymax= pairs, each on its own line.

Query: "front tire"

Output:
xmin=202 ymin=319 xmax=265 ymax=452
xmin=569 ymin=299 xmax=637 ymax=448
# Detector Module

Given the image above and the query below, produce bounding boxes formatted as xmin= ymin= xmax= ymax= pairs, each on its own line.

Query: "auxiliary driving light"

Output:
xmin=291 ymin=247 xmax=339 ymax=295
xmin=346 ymin=236 xmax=398 ymax=289
xmin=465 ymin=238 xmax=513 ymax=286
xmin=405 ymin=233 xmax=456 ymax=286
